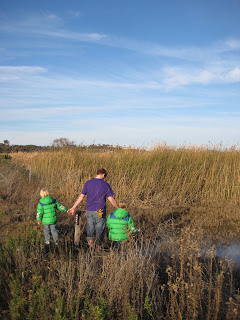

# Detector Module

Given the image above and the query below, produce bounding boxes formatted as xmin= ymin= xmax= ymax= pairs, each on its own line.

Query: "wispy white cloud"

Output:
xmin=222 ymin=39 xmax=240 ymax=51
xmin=1 ymin=13 xmax=240 ymax=62
xmin=227 ymin=67 xmax=240 ymax=82
xmin=163 ymin=68 xmax=213 ymax=88
xmin=1 ymin=14 xmax=239 ymax=93
xmin=0 ymin=106 xmax=111 ymax=121
xmin=67 ymin=10 xmax=82 ymax=18
xmin=0 ymin=100 xmax=207 ymax=121
xmin=0 ymin=66 xmax=47 ymax=81
xmin=41 ymin=30 xmax=106 ymax=42
xmin=31 ymin=30 xmax=240 ymax=63
xmin=0 ymin=61 xmax=239 ymax=95
xmin=0 ymin=61 xmax=239 ymax=112
xmin=162 ymin=64 xmax=240 ymax=89
xmin=32 ymin=25 xmax=240 ymax=62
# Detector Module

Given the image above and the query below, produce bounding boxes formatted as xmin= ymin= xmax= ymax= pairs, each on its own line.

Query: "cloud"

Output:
xmin=33 ymin=25 xmax=240 ymax=62
xmin=0 ymin=106 xmax=107 ymax=121
xmin=162 ymin=64 xmax=240 ymax=89
xmin=223 ymin=39 xmax=240 ymax=50
xmin=0 ymin=69 xmax=163 ymax=93
xmin=42 ymin=30 xmax=106 ymax=42
xmin=227 ymin=68 xmax=240 ymax=82
xmin=0 ymin=61 xmax=239 ymax=91
xmin=67 ymin=10 xmax=82 ymax=18
xmin=0 ymin=96 xmax=211 ymax=121
xmin=0 ymin=66 xmax=47 ymax=80
xmin=1 ymin=13 xmax=240 ymax=62
xmin=1 ymin=13 xmax=239 ymax=94
xmin=31 ymin=29 xmax=240 ymax=63
xmin=0 ymin=61 xmax=239 ymax=112
xmin=0 ymin=13 xmax=105 ymax=43
xmin=44 ymin=14 xmax=60 ymax=21
xmin=163 ymin=68 xmax=214 ymax=88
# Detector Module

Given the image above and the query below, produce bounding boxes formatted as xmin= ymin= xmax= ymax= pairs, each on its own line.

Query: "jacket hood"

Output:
xmin=113 ymin=208 xmax=129 ymax=219
xmin=40 ymin=196 xmax=54 ymax=204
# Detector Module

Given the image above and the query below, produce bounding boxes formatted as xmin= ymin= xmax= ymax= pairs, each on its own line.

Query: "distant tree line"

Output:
xmin=0 ymin=138 xmax=122 ymax=153
xmin=0 ymin=143 xmax=49 ymax=153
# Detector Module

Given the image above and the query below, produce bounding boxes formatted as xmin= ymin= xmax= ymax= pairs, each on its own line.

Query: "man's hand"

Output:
xmin=68 ymin=194 xmax=85 ymax=215
xmin=67 ymin=208 xmax=75 ymax=216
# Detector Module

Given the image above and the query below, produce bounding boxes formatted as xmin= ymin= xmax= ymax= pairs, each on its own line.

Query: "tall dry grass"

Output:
xmin=1 ymin=224 xmax=239 ymax=319
xmin=1 ymin=145 xmax=240 ymax=319
xmin=10 ymin=144 xmax=240 ymax=209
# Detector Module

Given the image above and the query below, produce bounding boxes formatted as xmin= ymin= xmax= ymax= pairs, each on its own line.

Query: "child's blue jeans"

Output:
xmin=86 ymin=211 xmax=106 ymax=245
xmin=44 ymin=224 xmax=59 ymax=244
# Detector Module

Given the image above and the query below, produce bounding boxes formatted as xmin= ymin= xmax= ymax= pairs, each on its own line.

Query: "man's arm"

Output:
xmin=68 ymin=194 xmax=85 ymax=215
xmin=107 ymin=196 xmax=118 ymax=208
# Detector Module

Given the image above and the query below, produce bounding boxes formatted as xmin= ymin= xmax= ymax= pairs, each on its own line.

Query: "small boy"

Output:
xmin=36 ymin=188 xmax=68 ymax=245
xmin=107 ymin=200 xmax=140 ymax=246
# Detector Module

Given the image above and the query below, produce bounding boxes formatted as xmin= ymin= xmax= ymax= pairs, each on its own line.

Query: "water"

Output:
xmin=216 ymin=241 xmax=240 ymax=266
xmin=142 ymin=238 xmax=240 ymax=269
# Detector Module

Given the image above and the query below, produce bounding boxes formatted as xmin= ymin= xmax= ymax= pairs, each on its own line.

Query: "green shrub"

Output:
xmin=83 ymin=296 xmax=111 ymax=320
xmin=0 ymin=154 xmax=11 ymax=160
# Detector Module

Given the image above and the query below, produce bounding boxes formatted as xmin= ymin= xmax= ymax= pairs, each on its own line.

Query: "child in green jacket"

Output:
xmin=37 ymin=188 xmax=68 ymax=245
xmin=107 ymin=200 xmax=140 ymax=246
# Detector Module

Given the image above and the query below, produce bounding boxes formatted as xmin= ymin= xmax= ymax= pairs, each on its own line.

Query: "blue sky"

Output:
xmin=0 ymin=0 xmax=240 ymax=147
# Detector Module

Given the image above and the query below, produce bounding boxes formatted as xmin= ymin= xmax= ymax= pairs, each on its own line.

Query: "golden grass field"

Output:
xmin=0 ymin=145 xmax=240 ymax=319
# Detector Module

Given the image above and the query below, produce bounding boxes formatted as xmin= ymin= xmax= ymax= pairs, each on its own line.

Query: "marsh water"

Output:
xmin=216 ymin=241 xmax=240 ymax=265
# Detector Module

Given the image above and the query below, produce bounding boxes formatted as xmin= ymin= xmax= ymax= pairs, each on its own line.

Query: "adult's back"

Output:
xmin=82 ymin=178 xmax=114 ymax=213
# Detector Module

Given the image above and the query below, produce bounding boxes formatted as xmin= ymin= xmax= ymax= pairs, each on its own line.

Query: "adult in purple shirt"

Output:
xmin=68 ymin=168 xmax=118 ymax=248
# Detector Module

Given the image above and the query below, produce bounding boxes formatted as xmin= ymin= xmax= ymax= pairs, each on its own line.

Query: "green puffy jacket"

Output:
xmin=107 ymin=208 xmax=138 ymax=241
xmin=36 ymin=196 xmax=67 ymax=225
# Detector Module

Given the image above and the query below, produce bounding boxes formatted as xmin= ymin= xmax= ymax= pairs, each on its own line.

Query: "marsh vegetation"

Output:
xmin=0 ymin=144 xmax=240 ymax=319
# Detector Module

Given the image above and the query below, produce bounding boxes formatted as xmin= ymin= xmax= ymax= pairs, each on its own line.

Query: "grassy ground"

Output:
xmin=1 ymin=145 xmax=240 ymax=319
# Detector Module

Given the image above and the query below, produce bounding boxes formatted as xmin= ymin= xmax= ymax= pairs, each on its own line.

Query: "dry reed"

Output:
xmin=1 ymin=144 xmax=240 ymax=319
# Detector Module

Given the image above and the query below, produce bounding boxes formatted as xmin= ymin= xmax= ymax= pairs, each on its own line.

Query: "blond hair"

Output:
xmin=119 ymin=200 xmax=128 ymax=209
xmin=40 ymin=188 xmax=50 ymax=198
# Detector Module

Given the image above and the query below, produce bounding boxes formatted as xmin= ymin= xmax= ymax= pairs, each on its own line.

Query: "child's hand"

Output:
xmin=37 ymin=221 xmax=41 ymax=226
xmin=67 ymin=208 xmax=75 ymax=216
xmin=138 ymin=228 xmax=141 ymax=232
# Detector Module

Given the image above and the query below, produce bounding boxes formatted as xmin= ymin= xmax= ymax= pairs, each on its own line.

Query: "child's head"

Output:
xmin=119 ymin=200 xmax=128 ymax=209
xmin=40 ymin=188 xmax=50 ymax=198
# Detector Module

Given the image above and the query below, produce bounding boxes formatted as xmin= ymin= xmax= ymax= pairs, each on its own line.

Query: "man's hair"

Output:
xmin=40 ymin=188 xmax=50 ymax=198
xmin=119 ymin=200 xmax=128 ymax=209
xmin=97 ymin=168 xmax=107 ymax=176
